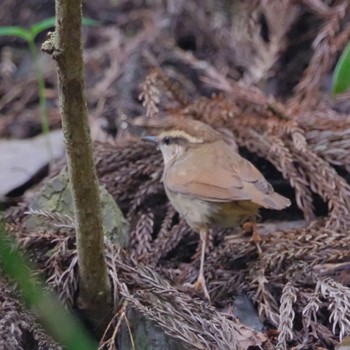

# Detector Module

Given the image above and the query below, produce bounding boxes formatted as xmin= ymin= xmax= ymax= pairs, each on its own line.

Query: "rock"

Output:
xmin=24 ymin=169 xmax=129 ymax=247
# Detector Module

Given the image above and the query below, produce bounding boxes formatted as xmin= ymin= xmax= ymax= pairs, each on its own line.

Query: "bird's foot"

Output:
xmin=184 ymin=275 xmax=211 ymax=302
xmin=243 ymin=221 xmax=262 ymax=254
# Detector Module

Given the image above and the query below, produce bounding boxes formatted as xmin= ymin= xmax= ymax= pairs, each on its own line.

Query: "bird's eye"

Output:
xmin=162 ymin=136 xmax=172 ymax=145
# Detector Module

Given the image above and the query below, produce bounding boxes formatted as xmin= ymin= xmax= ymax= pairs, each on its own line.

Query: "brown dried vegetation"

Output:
xmin=3 ymin=0 xmax=350 ymax=349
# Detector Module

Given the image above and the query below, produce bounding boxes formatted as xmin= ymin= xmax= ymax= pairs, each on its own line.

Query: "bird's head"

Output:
xmin=134 ymin=117 xmax=222 ymax=165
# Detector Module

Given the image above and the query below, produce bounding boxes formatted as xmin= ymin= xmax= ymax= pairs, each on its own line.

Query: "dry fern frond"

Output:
xmin=129 ymin=209 xmax=154 ymax=262
xmin=45 ymin=240 xmax=78 ymax=306
xmin=253 ymin=273 xmax=280 ymax=327
xmin=300 ymin=0 xmax=333 ymax=17
xmin=138 ymin=68 xmax=191 ymax=119
xmin=276 ymin=282 xmax=298 ymax=349
xmin=290 ymin=2 xmax=350 ymax=112
xmin=151 ymin=217 xmax=191 ymax=264
xmin=156 ymin=68 xmax=191 ymax=107
xmin=291 ymin=147 xmax=350 ymax=230
xmin=25 ymin=209 xmax=75 ymax=229
xmin=306 ymin=128 xmax=350 ymax=173
xmin=114 ymin=255 xmax=266 ymax=350
xmin=139 ymin=69 xmax=160 ymax=119
xmin=302 ymin=292 xmax=322 ymax=329
xmin=317 ymin=278 xmax=350 ymax=341
xmin=229 ymin=0 xmax=298 ymax=85
xmin=15 ymin=223 xmax=270 ymax=349
xmin=249 ymin=0 xmax=298 ymax=85
xmin=47 ymin=255 xmax=79 ymax=306
xmin=0 ymin=276 xmax=62 ymax=350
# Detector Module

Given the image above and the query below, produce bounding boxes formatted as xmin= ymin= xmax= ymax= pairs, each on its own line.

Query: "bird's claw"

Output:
xmin=184 ymin=275 xmax=211 ymax=301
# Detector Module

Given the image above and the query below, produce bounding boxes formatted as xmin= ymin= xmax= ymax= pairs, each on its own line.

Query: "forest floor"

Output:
xmin=1 ymin=0 xmax=350 ymax=349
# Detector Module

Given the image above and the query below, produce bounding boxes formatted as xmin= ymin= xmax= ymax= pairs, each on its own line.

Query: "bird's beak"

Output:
xmin=142 ymin=135 xmax=159 ymax=143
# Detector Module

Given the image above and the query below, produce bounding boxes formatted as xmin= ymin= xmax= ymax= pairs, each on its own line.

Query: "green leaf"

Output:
xmin=0 ymin=26 xmax=31 ymax=41
xmin=333 ymin=41 xmax=350 ymax=95
xmin=0 ymin=17 xmax=99 ymax=43
xmin=82 ymin=17 xmax=100 ymax=26
xmin=30 ymin=17 xmax=56 ymax=39
xmin=0 ymin=222 xmax=97 ymax=350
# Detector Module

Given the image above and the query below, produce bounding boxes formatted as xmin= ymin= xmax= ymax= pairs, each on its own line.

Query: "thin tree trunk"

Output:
xmin=42 ymin=0 xmax=112 ymax=328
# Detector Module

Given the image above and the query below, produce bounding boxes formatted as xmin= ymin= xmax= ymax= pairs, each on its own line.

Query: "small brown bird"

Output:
xmin=137 ymin=116 xmax=291 ymax=299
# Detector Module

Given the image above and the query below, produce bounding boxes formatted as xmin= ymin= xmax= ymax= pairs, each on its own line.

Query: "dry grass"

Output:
xmin=3 ymin=0 xmax=350 ymax=349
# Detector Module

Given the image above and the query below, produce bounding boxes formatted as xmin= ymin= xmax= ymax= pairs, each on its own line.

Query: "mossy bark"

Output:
xmin=43 ymin=0 xmax=112 ymax=328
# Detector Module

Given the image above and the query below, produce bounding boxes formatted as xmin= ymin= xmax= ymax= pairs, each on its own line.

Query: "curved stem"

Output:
xmin=28 ymin=38 xmax=53 ymax=160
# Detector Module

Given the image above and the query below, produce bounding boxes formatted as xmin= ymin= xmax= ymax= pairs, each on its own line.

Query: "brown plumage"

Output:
xmin=135 ymin=116 xmax=291 ymax=299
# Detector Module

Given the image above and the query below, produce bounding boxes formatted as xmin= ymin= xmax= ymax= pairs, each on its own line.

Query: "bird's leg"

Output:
xmin=184 ymin=229 xmax=210 ymax=301
xmin=243 ymin=220 xmax=262 ymax=254
xmin=195 ymin=229 xmax=211 ymax=300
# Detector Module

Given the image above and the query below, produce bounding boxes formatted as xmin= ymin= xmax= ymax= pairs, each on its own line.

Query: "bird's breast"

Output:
xmin=165 ymin=188 xmax=213 ymax=232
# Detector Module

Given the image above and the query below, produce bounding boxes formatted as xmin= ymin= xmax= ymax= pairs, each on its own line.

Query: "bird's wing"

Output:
xmin=165 ymin=141 xmax=254 ymax=202
xmin=165 ymin=141 xmax=291 ymax=209
xmin=234 ymin=155 xmax=291 ymax=209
